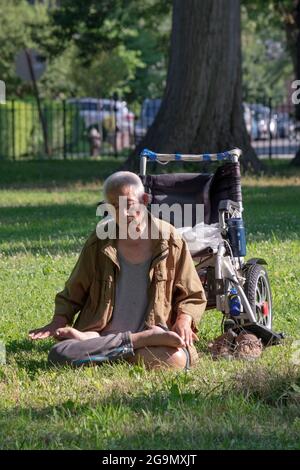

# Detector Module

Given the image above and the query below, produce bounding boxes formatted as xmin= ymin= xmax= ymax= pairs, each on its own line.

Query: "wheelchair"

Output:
xmin=139 ymin=148 xmax=282 ymax=346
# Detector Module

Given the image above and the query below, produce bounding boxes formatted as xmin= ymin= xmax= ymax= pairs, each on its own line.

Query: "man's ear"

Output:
xmin=142 ymin=192 xmax=152 ymax=206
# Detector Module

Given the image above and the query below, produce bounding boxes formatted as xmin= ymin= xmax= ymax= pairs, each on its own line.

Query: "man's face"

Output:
xmin=106 ymin=185 xmax=146 ymax=230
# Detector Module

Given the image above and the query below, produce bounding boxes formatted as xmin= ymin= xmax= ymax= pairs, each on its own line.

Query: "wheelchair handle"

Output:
xmin=139 ymin=148 xmax=242 ymax=175
xmin=140 ymin=148 xmax=242 ymax=162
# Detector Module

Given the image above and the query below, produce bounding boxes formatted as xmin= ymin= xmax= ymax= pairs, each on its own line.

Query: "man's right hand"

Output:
xmin=29 ymin=317 xmax=68 ymax=340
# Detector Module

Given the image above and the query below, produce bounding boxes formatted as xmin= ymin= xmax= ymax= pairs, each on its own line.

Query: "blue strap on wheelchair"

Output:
xmin=140 ymin=148 xmax=157 ymax=160
xmin=140 ymin=148 xmax=236 ymax=162
xmin=217 ymin=152 xmax=231 ymax=160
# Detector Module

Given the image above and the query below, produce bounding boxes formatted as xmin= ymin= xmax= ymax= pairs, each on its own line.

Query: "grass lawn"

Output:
xmin=0 ymin=157 xmax=299 ymax=450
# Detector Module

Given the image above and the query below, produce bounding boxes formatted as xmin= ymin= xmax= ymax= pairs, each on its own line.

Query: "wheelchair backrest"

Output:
xmin=139 ymin=162 xmax=242 ymax=227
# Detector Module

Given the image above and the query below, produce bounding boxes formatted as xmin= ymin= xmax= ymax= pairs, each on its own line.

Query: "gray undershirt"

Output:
xmin=101 ymin=251 xmax=151 ymax=335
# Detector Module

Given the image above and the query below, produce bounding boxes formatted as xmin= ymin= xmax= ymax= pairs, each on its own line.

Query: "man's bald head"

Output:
xmin=103 ymin=171 xmax=145 ymax=202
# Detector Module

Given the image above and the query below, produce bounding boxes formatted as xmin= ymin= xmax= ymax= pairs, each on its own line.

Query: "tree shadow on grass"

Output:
xmin=6 ymin=338 xmax=52 ymax=354
xmin=0 ymin=186 xmax=299 ymax=258
xmin=0 ymin=203 xmax=98 ymax=256
xmin=0 ymin=159 xmax=122 ymax=189
xmin=5 ymin=338 xmax=53 ymax=377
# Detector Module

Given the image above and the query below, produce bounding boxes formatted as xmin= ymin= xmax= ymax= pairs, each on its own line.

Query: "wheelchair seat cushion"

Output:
xmin=139 ymin=162 xmax=242 ymax=226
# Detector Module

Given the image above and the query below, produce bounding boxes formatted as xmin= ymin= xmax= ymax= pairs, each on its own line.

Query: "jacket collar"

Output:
xmin=99 ymin=209 xmax=180 ymax=267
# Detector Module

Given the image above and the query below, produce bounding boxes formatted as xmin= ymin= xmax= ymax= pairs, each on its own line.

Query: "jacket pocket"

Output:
xmin=155 ymin=268 xmax=175 ymax=306
xmin=97 ymin=275 xmax=113 ymax=304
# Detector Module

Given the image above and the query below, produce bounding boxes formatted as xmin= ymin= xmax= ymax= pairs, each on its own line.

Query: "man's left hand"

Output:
xmin=171 ymin=313 xmax=199 ymax=347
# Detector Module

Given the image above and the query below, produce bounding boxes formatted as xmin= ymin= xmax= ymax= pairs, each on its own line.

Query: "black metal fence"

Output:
xmin=0 ymin=96 xmax=299 ymax=160
xmin=244 ymin=96 xmax=300 ymax=160
xmin=0 ymin=98 xmax=136 ymax=160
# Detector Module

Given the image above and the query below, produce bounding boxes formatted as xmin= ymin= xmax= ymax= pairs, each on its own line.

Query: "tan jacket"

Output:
xmin=54 ymin=214 xmax=207 ymax=333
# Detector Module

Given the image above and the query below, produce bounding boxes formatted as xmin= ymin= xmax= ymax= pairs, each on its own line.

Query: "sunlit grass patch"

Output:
xmin=0 ymin=158 xmax=299 ymax=449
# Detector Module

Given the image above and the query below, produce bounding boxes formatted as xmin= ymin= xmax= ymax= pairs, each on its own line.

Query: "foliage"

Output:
xmin=241 ymin=3 xmax=293 ymax=101
xmin=0 ymin=0 xmax=49 ymax=99
xmin=0 ymin=0 xmax=171 ymax=102
xmin=39 ymin=0 xmax=172 ymax=102
xmin=0 ymin=0 xmax=296 ymax=105
xmin=69 ymin=45 xmax=144 ymax=98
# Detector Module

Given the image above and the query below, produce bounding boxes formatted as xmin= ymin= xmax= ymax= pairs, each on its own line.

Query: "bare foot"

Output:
xmin=55 ymin=327 xmax=100 ymax=341
xmin=131 ymin=325 xmax=185 ymax=349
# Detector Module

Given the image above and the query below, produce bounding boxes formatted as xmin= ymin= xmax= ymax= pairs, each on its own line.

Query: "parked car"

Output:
xmin=243 ymin=103 xmax=258 ymax=140
xmin=248 ymin=104 xmax=277 ymax=140
xmin=274 ymin=112 xmax=295 ymax=139
xmin=67 ymin=98 xmax=135 ymax=134
xmin=135 ymin=98 xmax=162 ymax=140
xmin=243 ymin=103 xmax=252 ymax=135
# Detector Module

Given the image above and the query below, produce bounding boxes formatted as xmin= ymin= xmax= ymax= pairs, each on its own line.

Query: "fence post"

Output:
xmin=63 ymin=99 xmax=67 ymax=159
xmin=11 ymin=99 xmax=16 ymax=161
xmin=268 ymin=97 xmax=273 ymax=160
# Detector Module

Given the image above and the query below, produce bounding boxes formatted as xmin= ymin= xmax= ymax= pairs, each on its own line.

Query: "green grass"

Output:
xmin=0 ymin=158 xmax=300 ymax=450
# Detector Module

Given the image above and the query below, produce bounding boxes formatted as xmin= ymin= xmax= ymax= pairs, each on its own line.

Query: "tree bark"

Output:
xmin=124 ymin=0 xmax=262 ymax=173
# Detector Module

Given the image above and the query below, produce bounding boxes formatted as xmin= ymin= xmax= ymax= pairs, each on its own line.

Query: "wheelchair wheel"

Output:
xmin=244 ymin=264 xmax=272 ymax=329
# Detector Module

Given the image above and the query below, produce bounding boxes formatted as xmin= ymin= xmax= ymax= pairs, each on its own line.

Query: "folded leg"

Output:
xmin=48 ymin=331 xmax=134 ymax=367
xmin=125 ymin=345 xmax=189 ymax=370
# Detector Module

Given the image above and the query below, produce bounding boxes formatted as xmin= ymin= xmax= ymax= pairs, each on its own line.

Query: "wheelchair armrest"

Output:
xmin=218 ymin=199 xmax=242 ymax=233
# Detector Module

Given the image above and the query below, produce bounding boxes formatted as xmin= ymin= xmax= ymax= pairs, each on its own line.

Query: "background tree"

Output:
xmin=0 ymin=0 xmax=171 ymax=102
xmin=0 ymin=0 xmax=79 ymax=100
xmin=243 ymin=0 xmax=300 ymax=166
xmin=241 ymin=3 xmax=292 ymax=102
xmin=280 ymin=0 xmax=300 ymax=166
xmin=126 ymin=0 xmax=262 ymax=172
xmin=2 ymin=0 xmax=297 ymax=169
xmin=38 ymin=0 xmax=172 ymax=103
xmin=0 ymin=0 xmax=49 ymax=98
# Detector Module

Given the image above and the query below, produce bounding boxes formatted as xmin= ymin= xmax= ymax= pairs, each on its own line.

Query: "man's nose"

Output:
xmin=118 ymin=207 xmax=132 ymax=219
xmin=122 ymin=207 xmax=131 ymax=217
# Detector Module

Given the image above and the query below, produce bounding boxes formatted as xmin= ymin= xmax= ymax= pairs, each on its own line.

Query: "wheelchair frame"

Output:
xmin=139 ymin=148 xmax=282 ymax=345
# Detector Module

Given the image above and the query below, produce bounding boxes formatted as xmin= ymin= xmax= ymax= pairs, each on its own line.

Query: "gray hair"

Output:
xmin=103 ymin=171 xmax=145 ymax=201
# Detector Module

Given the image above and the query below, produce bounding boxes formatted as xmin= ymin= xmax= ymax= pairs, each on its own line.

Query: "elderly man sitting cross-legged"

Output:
xmin=29 ymin=171 xmax=207 ymax=370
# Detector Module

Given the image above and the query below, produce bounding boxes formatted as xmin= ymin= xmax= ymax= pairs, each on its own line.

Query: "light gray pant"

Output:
xmin=48 ymin=331 xmax=134 ymax=367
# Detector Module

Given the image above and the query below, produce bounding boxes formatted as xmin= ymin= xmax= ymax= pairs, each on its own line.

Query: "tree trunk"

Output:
xmin=124 ymin=0 xmax=262 ymax=173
